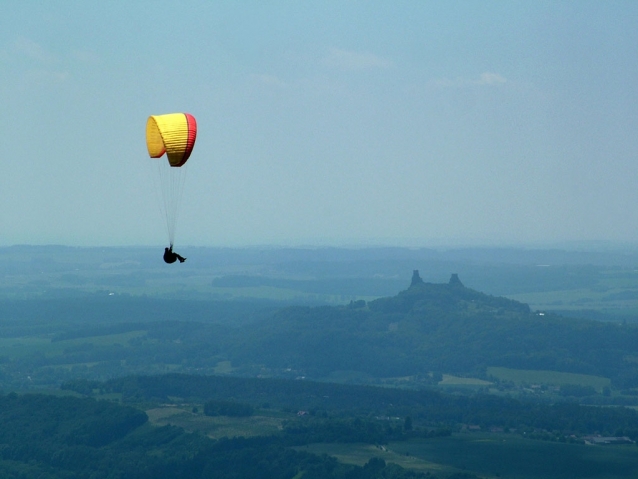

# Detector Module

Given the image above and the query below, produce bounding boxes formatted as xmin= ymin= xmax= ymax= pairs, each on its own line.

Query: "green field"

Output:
xmin=297 ymin=443 xmax=453 ymax=475
xmin=146 ymin=407 xmax=284 ymax=439
xmin=505 ymin=270 xmax=638 ymax=321
xmin=390 ymin=434 xmax=638 ymax=479
xmin=0 ymin=330 xmax=147 ymax=359
xmin=487 ymin=367 xmax=611 ymax=390
xmin=439 ymin=374 xmax=493 ymax=387
xmin=303 ymin=434 xmax=638 ymax=479
xmin=214 ymin=361 xmax=234 ymax=374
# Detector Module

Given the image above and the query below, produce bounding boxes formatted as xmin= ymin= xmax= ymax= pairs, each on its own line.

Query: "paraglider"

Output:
xmin=163 ymin=246 xmax=186 ymax=264
xmin=145 ymin=113 xmax=197 ymax=264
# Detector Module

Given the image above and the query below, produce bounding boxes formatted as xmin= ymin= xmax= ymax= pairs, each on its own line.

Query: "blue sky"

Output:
xmin=1 ymin=1 xmax=637 ymax=247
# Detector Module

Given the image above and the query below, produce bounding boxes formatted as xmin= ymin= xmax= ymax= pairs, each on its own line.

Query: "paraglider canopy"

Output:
xmin=145 ymin=113 xmax=198 ymax=246
xmin=146 ymin=113 xmax=197 ymax=166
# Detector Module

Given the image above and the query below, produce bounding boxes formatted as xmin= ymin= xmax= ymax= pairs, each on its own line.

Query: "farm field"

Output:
xmin=297 ymin=442 xmax=453 ymax=476
xmin=304 ymin=434 xmax=638 ymax=479
xmin=438 ymin=374 xmax=492 ymax=387
xmin=487 ymin=367 xmax=611 ymax=390
xmin=504 ymin=268 xmax=638 ymax=322
xmin=0 ymin=330 xmax=147 ymax=359
xmin=146 ymin=406 xmax=284 ymax=439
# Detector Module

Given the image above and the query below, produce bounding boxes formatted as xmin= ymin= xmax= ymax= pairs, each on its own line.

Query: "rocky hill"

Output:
xmin=229 ymin=272 xmax=638 ymax=388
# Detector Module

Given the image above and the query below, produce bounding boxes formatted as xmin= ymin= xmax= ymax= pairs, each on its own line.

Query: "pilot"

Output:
xmin=163 ymin=245 xmax=186 ymax=264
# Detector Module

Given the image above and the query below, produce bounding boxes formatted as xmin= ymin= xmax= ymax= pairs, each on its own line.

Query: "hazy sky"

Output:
xmin=1 ymin=1 xmax=637 ymax=247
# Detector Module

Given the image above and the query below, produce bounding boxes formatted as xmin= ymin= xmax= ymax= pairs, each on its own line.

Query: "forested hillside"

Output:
xmin=229 ymin=273 xmax=638 ymax=388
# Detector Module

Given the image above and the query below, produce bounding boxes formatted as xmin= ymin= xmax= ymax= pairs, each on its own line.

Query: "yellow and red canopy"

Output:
xmin=146 ymin=113 xmax=197 ymax=167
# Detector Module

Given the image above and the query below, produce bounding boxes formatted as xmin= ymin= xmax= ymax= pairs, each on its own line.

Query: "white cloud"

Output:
xmin=478 ymin=72 xmax=506 ymax=85
xmin=323 ymin=48 xmax=393 ymax=71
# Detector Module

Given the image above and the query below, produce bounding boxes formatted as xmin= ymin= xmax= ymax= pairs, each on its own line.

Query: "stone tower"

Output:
xmin=410 ymin=270 xmax=424 ymax=287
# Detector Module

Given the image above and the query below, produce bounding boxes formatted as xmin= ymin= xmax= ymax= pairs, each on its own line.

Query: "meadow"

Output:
xmin=302 ymin=434 xmax=638 ymax=479
xmin=146 ymin=406 xmax=284 ymax=438
xmin=487 ymin=367 xmax=611 ymax=390
xmin=390 ymin=434 xmax=638 ymax=479
xmin=0 ymin=330 xmax=147 ymax=360
xmin=296 ymin=442 xmax=451 ymax=475
xmin=438 ymin=374 xmax=493 ymax=387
